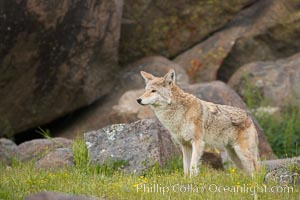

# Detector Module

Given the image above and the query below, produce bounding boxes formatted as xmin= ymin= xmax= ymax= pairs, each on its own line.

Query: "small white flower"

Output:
xmin=86 ymin=141 xmax=92 ymax=149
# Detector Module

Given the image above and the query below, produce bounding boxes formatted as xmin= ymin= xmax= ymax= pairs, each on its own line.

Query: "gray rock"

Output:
xmin=0 ymin=0 xmax=123 ymax=137
xmin=228 ymin=53 xmax=300 ymax=109
xmin=25 ymin=191 xmax=100 ymax=200
xmin=35 ymin=148 xmax=74 ymax=170
xmin=264 ymin=157 xmax=300 ymax=185
xmin=17 ymin=138 xmax=72 ymax=161
xmin=84 ymin=118 xmax=181 ymax=174
xmin=0 ymin=138 xmax=17 ymax=165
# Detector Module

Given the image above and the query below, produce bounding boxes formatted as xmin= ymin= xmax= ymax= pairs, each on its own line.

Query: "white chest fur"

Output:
xmin=153 ymin=107 xmax=195 ymax=145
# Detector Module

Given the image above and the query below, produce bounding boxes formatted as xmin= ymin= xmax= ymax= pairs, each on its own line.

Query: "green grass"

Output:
xmin=1 ymin=159 xmax=299 ymax=200
xmin=241 ymin=76 xmax=300 ymax=158
xmin=72 ymin=137 xmax=91 ymax=170
xmin=1 ymin=138 xmax=299 ymax=199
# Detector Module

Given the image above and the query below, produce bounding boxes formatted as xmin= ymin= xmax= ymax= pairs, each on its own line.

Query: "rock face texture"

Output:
xmin=174 ymin=0 xmax=300 ymax=82
xmin=119 ymin=0 xmax=255 ymax=64
xmin=84 ymin=118 xmax=181 ymax=174
xmin=228 ymin=53 xmax=300 ymax=108
xmin=0 ymin=0 xmax=123 ymax=137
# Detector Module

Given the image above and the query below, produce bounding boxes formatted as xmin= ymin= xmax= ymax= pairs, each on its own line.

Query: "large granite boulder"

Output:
xmin=174 ymin=0 xmax=300 ymax=82
xmin=84 ymin=118 xmax=181 ymax=174
xmin=0 ymin=0 xmax=123 ymax=137
xmin=228 ymin=53 xmax=300 ymax=108
xmin=120 ymin=0 xmax=255 ymax=64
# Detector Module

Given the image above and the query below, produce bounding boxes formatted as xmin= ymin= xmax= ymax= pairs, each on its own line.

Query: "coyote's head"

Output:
xmin=137 ymin=69 xmax=176 ymax=106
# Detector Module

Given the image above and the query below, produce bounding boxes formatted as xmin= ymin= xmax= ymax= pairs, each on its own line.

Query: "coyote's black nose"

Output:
xmin=137 ymin=98 xmax=142 ymax=105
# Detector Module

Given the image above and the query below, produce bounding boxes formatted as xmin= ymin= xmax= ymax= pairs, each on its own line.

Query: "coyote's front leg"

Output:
xmin=190 ymin=139 xmax=205 ymax=177
xmin=182 ymin=145 xmax=192 ymax=175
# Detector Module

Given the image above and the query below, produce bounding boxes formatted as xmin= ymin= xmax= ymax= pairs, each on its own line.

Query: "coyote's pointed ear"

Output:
xmin=140 ymin=71 xmax=155 ymax=83
xmin=164 ymin=69 xmax=176 ymax=85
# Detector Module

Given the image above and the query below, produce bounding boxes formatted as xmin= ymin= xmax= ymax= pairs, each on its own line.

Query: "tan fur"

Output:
xmin=137 ymin=69 xmax=261 ymax=176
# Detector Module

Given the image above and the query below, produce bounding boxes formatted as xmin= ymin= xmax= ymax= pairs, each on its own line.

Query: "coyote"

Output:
xmin=137 ymin=69 xmax=260 ymax=176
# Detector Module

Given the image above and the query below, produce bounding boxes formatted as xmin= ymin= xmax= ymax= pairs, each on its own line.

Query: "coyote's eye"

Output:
xmin=151 ymin=90 xmax=157 ymax=93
